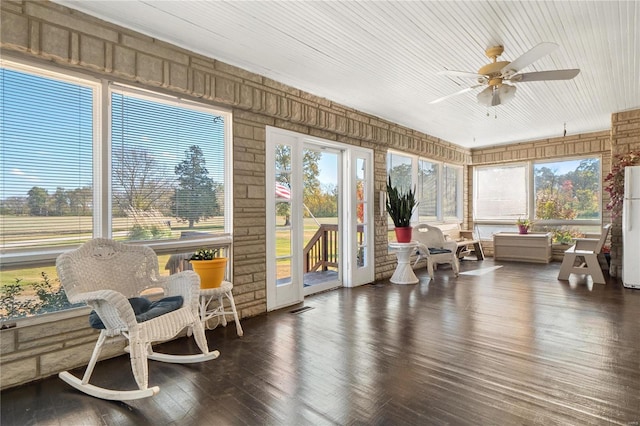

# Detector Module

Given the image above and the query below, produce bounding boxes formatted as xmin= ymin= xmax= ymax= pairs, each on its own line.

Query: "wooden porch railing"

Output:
xmin=303 ymin=224 xmax=364 ymax=273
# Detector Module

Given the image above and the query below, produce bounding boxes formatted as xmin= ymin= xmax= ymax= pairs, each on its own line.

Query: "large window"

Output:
xmin=474 ymin=157 xmax=601 ymax=241
xmin=111 ymin=88 xmax=226 ymax=241
xmin=474 ymin=164 xmax=528 ymax=220
xmin=1 ymin=60 xmax=231 ymax=322
xmin=387 ymin=151 xmax=462 ymax=226
xmin=534 ymin=158 xmax=601 ymax=221
xmin=1 ymin=66 xmax=96 ymax=250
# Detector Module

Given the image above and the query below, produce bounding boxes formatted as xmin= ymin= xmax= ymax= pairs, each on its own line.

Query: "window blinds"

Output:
xmin=1 ymin=67 xmax=94 ymax=249
xmin=110 ymin=89 xmax=226 ymax=241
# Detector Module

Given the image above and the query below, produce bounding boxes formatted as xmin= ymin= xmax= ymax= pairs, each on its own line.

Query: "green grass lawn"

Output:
xmin=2 ymin=216 xmax=340 ymax=288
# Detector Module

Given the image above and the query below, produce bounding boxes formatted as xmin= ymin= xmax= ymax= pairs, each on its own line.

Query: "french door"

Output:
xmin=266 ymin=127 xmax=374 ymax=311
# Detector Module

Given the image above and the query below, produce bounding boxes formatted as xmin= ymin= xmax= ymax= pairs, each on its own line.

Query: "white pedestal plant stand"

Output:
xmin=389 ymin=242 xmax=419 ymax=284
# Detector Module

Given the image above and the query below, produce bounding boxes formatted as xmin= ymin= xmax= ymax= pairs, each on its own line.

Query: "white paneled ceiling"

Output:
xmin=54 ymin=1 xmax=639 ymax=148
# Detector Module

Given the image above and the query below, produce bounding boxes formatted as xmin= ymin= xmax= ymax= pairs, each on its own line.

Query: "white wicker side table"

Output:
xmin=199 ymin=281 xmax=243 ymax=336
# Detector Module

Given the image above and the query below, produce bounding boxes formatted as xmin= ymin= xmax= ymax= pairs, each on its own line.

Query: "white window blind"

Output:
xmin=474 ymin=164 xmax=527 ymax=220
xmin=111 ymin=89 xmax=226 ymax=241
xmin=443 ymin=164 xmax=461 ymax=220
xmin=418 ymin=159 xmax=438 ymax=221
xmin=1 ymin=66 xmax=94 ymax=249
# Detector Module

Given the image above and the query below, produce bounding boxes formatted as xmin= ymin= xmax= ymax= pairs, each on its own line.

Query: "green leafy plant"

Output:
xmin=190 ymin=248 xmax=223 ymax=261
xmin=516 ymin=217 xmax=533 ymax=228
xmin=386 ymin=176 xmax=418 ymax=228
xmin=551 ymin=228 xmax=584 ymax=244
xmin=604 ymin=150 xmax=640 ymax=219
xmin=1 ymin=273 xmax=81 ymax=322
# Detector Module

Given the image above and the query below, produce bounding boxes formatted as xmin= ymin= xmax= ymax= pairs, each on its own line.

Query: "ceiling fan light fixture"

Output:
xmin=476 ymin=86 xmax=494 ymax=107
xmin=498 ymin=84 xmax=517 ymax=104
xmin=476 ymin=84 xmax=517 ymax=107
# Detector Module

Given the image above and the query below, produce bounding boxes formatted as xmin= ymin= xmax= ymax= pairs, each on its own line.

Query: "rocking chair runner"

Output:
xmin=56 ymin=238 xmax=219 ymax=401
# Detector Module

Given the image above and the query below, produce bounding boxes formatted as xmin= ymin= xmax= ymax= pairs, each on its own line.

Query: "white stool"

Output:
xmin=199 ymin=281 xmax=243 ymax=336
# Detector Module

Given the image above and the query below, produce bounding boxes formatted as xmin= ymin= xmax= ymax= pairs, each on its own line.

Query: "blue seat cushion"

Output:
xmin=428 ymin=247 xmax=452 ymax=254
xmin=89 ymin=296 xmax=184 ymax=329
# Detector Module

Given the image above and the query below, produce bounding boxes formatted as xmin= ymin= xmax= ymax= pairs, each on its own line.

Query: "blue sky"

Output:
xmin=1 ymin=68 xmax=224 ymax=199
xmin=317 ymin=153 xmax=338 ymax=186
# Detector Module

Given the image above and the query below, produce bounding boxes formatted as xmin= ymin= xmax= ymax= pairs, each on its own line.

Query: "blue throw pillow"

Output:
xmin=89 ymin=296 xmax=183 ymax=329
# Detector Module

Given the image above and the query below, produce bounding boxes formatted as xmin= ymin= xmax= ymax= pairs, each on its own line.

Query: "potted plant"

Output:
xmin=189 ymin=248 xmax=227 ymax=289
xmin=386 ymin=176 xmax=418 ymax=243
xmin=516 ymin=217 xmax=532 ymax=234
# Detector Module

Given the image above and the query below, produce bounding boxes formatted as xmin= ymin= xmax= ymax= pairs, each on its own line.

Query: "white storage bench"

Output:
xmin=493 ymin=232 xmax=552 ymax=263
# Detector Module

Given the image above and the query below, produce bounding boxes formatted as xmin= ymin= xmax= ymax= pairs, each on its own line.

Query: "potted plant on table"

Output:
xmin=189 ymin=248 xmax=227 ymax=289
xmin=516 ymin=217 xmax=532 ymax=234
xmin=386 ymin=176 xmax=418 ymax=243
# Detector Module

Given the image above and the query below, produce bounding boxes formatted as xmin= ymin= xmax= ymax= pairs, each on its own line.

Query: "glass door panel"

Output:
xmin=267 ymin=134 xmax=302 ymax=311
xmin=303 ymin=147 xmax=341 ymax=295
xmin=275 ymin=200 xmax=292 ymax=286
xmin=348 ymin=150 xmax=374 ymax=286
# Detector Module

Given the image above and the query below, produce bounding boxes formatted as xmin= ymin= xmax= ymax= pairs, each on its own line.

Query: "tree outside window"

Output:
xmin=534 ymin=158 xmax=600 ymax=221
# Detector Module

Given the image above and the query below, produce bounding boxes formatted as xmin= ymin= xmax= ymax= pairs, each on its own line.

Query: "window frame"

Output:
xmin=1 ymin=58 xmax=233 ymax=271
xmin=387 ymin=150 xmax=463 ymax=225
xmin=473 ymin=162 xmax=529 ymax=222
xmin=532 ymin=156 xmax=602 ymax=225
xmin=473 ymin=155 xmax=603 ymax=236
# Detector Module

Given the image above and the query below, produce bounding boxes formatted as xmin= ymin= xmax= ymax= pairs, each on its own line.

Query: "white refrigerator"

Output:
xmin=623 ymin=165 xmax=640 ymax=289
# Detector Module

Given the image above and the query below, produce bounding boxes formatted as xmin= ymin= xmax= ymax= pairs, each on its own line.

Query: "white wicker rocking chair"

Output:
xmin=56 ymin=238 xmax=219 ymax=401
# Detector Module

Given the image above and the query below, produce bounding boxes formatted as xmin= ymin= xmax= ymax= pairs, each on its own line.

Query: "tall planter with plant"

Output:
xmin=189 ymin=248 xmax=227 ymax=289
xmin=386 ymin=176 xmax=418 ymax=243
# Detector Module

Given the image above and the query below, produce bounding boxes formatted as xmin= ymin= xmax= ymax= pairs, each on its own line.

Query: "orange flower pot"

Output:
xmin=190 ymin=258 xmax=227 ymax=289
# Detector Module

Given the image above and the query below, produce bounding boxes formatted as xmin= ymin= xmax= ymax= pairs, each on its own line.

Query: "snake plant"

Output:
xmin=386 ymin=176 xmax=418 ymax=228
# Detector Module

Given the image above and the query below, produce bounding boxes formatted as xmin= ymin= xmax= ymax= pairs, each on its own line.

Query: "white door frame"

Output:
xmin=344 ymin=147 xmax=375 ymax=287
xmin=266 ymin=127 xmax=374 ymax=311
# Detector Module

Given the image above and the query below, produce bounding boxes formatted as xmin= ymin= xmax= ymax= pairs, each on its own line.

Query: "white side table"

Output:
xmin=389 ymin=242 xmax=419 ymax=284
xmin=199 ymin=281 xmax=243 ymax=336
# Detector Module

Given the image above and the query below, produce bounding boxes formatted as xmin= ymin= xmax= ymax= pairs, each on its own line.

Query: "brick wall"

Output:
xmin=0 ymin=0 xmax=470 ymax=388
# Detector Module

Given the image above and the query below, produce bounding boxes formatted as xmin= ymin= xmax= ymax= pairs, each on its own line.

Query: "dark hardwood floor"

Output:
xmin=2 ymin=259 xmax=640 ymax=425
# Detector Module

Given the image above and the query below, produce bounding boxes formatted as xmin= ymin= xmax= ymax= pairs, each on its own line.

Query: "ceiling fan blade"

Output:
xmin=511 ymin=69 xmax=580 ymax=82
xmin=429 ymin=85 xmax=483 ymax=104
xmin=437 ymin=70 xmax=486 ymax=79
xmin=501 ymin=42 xmax=559 ymax=76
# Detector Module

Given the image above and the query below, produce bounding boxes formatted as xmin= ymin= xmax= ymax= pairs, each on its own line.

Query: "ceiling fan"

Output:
xmin=430 ymin=42 xmax=580 ymax=107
